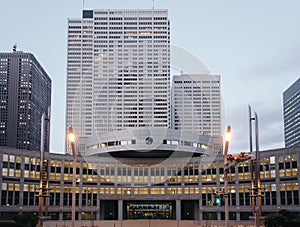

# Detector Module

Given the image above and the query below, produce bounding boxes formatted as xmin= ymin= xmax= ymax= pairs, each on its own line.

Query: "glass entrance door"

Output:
xmin=124 ymin=200 xmax=175 ymax=219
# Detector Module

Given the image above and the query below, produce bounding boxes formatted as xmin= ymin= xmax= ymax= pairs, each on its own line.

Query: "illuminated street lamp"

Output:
xmin=68 ymin=126 xmax=76 ymax=227
xmin=223 ymin=125 xmax=231 ymax=227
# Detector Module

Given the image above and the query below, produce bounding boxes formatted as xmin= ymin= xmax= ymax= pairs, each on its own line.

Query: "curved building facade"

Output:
xmin=0 ymin=137 xmax=299 ymax=222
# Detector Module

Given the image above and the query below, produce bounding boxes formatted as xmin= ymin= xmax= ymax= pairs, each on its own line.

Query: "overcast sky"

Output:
xmin=1 ymin=0 xmax=299 ymax=154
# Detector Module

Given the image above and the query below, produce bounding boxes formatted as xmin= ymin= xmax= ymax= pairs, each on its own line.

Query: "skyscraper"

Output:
xmin=283 ymin=77 xmax=300 ymax=147
xmin=66 ymin=9 xmax=170 ymax=153
xmin=172 ymin=74 xmax=222 ymax=136
xmin=0 ymin=49 xmax=51 ymax=151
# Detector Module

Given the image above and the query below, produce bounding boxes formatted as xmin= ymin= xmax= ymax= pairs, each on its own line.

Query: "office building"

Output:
xmin=171 ymin=74 xmax=221 ymax=137
xmin=283 ymin=77 xmax=300 ymax=147
xmin=0 ymin=49 xmax=51 ymax=151
xmin=0 ymin=143 xmax=299 ymax=225
xmin=66 ymin=9 xmax=170 ymax=153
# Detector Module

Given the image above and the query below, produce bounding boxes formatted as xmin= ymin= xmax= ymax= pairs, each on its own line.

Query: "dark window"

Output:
xmin=231 ymin=193 xmax=236 ymax=206
xmin=271 ymin=191 xmax=277 ymax=205
xmin=239 ymin=193 xmax=244 ymax=206
xmin=63 ymin=193 xmax=68 ymax=206
xmin=265 ymin=192 xmax=271 ymax=205
xmin=294 ymin=190 xmax=299 ymax=205
xmin=64 ymin=167 xmax=68 ymax=174
xmin=76 ymin=193 xmax=79 ymax=206
xmin=280 ymin=191 xmax=286 ymax=205
xmin=83 ymin=10 xmax=93 ymax=18
xmin=287 ymin=191 xmax=292 ymax=204
xmin=56 ymin=193 xmax=60 ymax=206
xmin=1 ymin=191 xmax=7 ymax=205
xmin=23 ymin=192 xmax=28 ymax=205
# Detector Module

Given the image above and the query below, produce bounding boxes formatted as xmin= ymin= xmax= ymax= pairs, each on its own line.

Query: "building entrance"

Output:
xmin=124 ymin=201 xmax=175 ymax=219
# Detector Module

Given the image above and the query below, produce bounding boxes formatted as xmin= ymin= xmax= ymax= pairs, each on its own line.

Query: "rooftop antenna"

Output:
xmin=83 ymin=0 xmax=85 ymax=9
xmin=13 ymin=44 xmax=17 ymax=52
xmin=152 ymin=0 xmax=155 ymax=10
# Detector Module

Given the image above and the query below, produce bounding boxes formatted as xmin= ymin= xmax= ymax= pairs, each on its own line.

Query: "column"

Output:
xmin=217 ymin=211 xmax=221 ymax=220
xmin=118 ymin=200 xmax=123 ymax=220
xmin=198 ymin=199 xmax=202 ymax=221
xmin=176 ymin=200 xmax=181 ymax=221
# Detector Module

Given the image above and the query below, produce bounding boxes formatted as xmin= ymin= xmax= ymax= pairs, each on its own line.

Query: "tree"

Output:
xmin=264 ymin=210 xmax=300 ymax=227
xmin=278 ymin=209 xmax=296 ymax=223
xmin=14 ymin=213 xmax=38 ymax=227
xmin=264 ymin=213 xmax=285 ymax=227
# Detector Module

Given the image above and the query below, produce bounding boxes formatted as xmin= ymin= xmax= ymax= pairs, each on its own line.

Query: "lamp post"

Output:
xmin=68 ymin=126 xmax=76 ymax=227
xmin=38 ymin=111 xmax=50 ymax=227
xmin=249 ymin=106 xmax=262 ymax=227
xmin=223 ymin=125 xmax=231 ymax=227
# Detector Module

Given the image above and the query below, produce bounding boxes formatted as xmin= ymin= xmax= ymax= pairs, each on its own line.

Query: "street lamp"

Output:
xmin=68 ymin=126 xmax=76 ymax=227
xmin=223 ymin=125 xmax=231 ymax=227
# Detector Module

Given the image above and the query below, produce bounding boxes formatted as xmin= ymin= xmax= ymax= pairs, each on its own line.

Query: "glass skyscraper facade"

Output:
xmin=0 ymin=50 xmax=51 ymax=151
xmin=283 ymin=78 xmax=300 ymax=147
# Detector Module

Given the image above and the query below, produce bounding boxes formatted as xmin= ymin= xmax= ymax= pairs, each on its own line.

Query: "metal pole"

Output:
xmin=38 ymin=113 xmax=46 ymax=227
xmin=45 ymin=107 xmax=51 ymax=216
xmin=255 ymin=112 xmax=262 ymax=227
xmin=69 ymin=126 xmax=76 ymax=227
xmin=249 ymin=106 xmax=255 ymax=217
xmin=72 ymin=151 xmax=76 ymax=227
xmin=249 ymin=105 xmax=253 ymax=153
xmin=224 ymin=168 xmax=229 ymax=227
xmin=223 ymin=126 xmax=231 ymax=227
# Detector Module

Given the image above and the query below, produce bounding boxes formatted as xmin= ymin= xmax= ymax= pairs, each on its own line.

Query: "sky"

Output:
xmin=1 ymin=0 xmax=300 ymax=154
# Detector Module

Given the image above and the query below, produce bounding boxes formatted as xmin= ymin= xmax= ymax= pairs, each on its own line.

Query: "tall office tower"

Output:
xmin=171 ymin=74 xmax=222 ymax=136
xmin=66 ymin=9 xmax=170 ymax=153
xmin=283 ymin=77 xmax=300 ymax=147
xmin=0 ymin=49 xmax=52 ymax=151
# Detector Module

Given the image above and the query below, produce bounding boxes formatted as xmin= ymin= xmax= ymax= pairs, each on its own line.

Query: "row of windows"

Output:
xmin=1 ymin=182 xmax=298 ymax=207
xmin=93 ymin=17 xmax=167 ymax=21
xmin=1 ymin=152 xmax=298 ymax=187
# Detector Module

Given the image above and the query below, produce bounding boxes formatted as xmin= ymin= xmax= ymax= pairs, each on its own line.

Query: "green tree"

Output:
xmin=278 ymin=209 xmax=296 ymax=223
xmin=14 ymin=213 xmax=38 ymax=227
xmin=264 ymin=210 xmax=300 ymax=227
xmin=264 ymin=213 xmax=285 ymax=227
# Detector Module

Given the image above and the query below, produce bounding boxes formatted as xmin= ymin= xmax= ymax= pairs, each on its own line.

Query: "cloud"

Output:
xmin=226 ymin=99 xmax=285 ymax=154
xmin=254 ymin=101 xmax=285 ymax=150
xmin=244 ymin=45 xmax=300 ymax=79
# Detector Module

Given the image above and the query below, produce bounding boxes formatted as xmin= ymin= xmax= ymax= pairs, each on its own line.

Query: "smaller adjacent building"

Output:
xmin=171 ymin=74 xmax=222 ymax=137
xmin=283 ymin=77 xmax=300 ymax=147
xmin=0 ymin=49 xmax=51 ymax=151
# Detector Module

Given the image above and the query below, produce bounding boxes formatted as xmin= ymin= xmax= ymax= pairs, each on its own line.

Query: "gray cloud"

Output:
xmin=244 ymin=45 xmax=300 ymax=79
xmin=227 ymin=99 xmax=285 ymax=155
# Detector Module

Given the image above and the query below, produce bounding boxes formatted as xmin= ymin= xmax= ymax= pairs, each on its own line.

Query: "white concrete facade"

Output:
xmin=171 ymin=74 xmax=222 ymax=137
xmin=66 ymin=9 xmax=170 ymax=154
xmin=84 ymin=127 xmax=216 ymax=157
